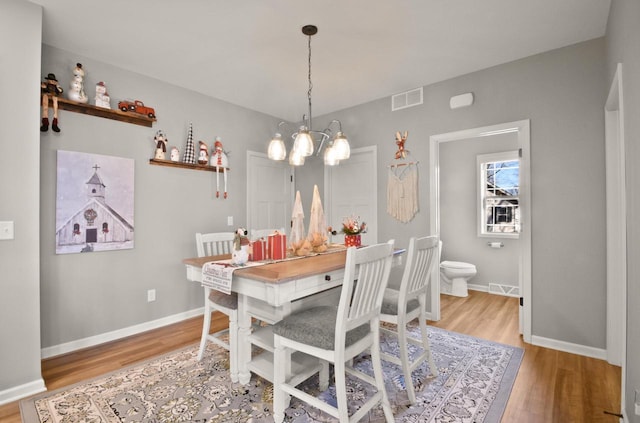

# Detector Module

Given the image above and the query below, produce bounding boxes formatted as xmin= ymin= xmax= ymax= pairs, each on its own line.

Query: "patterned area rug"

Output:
xmin=20 ymin=327 xmax=523 ymax=422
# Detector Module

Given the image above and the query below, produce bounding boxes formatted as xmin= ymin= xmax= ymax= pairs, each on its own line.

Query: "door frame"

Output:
xmin=429 ymin=120 xmax=531 ymax=342
xmin=604 ymin=63 xmax=626 ymax=412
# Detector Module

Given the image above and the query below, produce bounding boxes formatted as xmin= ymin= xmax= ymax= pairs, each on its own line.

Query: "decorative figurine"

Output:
xmin=198 ymin=141 xmax=209 ymax=164
xmin=182 ymin=123 xmax=196 ymax=164
xmin=41 ymin=73 xmax=63 ymax=132
xmin=68 ymin=63 xmax=88 ymax=103
xmin=395 ymin=130 xmax=409 ymax=159
xmin=153 ymin=130 xmax=168 ymax=160
xmin=210 ymin=137 xmax=229 ymax=199
xmin=170 ymin=146 xmax=180 ymax=162
xmin=94 ymin=81 xmax=111 ymax=108
xmin=232 ymin=228 xmax=250 ymax=265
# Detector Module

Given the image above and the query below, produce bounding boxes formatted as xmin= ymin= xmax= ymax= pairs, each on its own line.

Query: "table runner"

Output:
xmin=201 ymin=244 xmax=348 ymax=293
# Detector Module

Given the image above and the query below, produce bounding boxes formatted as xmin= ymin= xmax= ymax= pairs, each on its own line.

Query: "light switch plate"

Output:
xmin=227 ymin=216 xmax=233 ymax=226
xmin=0 ymin=221 xmax=14 ymax=240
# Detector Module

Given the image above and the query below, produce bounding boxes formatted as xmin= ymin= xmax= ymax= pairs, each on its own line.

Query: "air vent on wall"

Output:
xmin=391 ymin=87 xmax=423 ymax=111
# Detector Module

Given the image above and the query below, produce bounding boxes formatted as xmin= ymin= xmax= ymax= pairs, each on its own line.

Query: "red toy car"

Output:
xmin=118 ymin=100 xmax=156 ymax=118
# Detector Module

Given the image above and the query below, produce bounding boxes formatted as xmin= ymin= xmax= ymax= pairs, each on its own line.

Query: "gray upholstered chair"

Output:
xmin=195 ymin=232 xmax=238 ymax=381
xmin=379 ymin=235 xmax=439 ymax=404
xmin=272 ymin=242 xmax=395 ymax=423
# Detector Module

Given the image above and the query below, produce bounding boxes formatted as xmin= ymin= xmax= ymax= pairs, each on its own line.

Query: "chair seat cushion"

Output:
xmin=208 ymin=290 xmax=238 ymax=310
xmin=381 ymin=288 xmax=419 ymax=316
xmin=273 ymin=306 xmax=369 ymax=350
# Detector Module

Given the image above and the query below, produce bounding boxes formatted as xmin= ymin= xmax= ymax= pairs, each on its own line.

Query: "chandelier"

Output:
xmin=267 ymin=25 xmax=350 ymax=166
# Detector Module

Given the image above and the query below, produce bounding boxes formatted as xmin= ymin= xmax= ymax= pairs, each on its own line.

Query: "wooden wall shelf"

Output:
xmin=43 ymin=96 xmax=156 ymax=127
xmin=149 ymin=158 xmax=229 ymax=173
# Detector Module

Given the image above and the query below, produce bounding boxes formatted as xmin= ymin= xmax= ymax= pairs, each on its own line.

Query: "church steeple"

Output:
xmin=86 ymin=164 xmax=106 ymax=202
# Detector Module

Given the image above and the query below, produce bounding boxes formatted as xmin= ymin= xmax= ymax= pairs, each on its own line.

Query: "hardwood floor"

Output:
xmin=1 ymin=292 xmax=620 ymax=422
xmin=430 ymin=292 xmax=621 ymax=422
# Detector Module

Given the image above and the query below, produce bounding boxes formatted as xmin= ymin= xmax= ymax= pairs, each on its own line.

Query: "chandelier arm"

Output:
xmin=328 ymin=119 xmax=343 ymax=132
xmin=314 ymin=132 xmax=330 ymax=156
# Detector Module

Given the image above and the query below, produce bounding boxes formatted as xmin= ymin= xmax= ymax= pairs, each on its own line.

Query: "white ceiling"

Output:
xmin=31 ymin=0 xmax=610 ymax=122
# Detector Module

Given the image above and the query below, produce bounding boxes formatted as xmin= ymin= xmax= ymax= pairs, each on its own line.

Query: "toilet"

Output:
xmin=440 ymin=260 xmax=477 ymax=297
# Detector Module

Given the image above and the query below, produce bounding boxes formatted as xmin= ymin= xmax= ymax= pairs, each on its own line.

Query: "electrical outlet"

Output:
xmin=0 ymin=221 xmax=14 ymax=240
xmin=227 ymin=216 xmax=233 ymax=226
xmin=636 ymin=389 xmax=640 ymax=416
xmin=147 ymin=289 xmax=156 ymax=302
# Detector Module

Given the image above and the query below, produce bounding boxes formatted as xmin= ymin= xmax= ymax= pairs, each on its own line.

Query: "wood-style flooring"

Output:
xmin=1 ymin=291 xmax=621 ymax=422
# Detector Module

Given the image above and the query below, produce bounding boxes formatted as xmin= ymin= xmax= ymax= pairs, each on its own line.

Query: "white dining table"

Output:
xmin=184 ymin=247 xmax=404 ymax=385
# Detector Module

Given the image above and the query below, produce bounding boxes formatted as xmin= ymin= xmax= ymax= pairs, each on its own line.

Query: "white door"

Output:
xmin=247 ymin=151 xmax=293 ymax=233
xmin=324 ymin=146 xmax=377 ymax=245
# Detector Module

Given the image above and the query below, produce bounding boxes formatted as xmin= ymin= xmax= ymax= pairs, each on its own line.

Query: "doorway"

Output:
xmin=429 ymin=120 xmax=532 ymax=343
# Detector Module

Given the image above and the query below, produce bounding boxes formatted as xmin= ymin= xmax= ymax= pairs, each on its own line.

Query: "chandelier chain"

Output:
xmin=307 ymin=33 xmax=313 ymax=126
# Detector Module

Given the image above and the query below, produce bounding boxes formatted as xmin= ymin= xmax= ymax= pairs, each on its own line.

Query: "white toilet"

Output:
xmin=440 ymin=260 xmax=477 ymax=297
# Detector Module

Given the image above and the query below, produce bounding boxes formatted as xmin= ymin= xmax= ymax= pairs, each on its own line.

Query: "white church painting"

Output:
xmin=56 ymin=150 xmax=134 ymax=254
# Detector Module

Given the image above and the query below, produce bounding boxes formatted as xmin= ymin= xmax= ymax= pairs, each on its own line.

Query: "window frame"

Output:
xmin=477 ymin=150 xmax=520 ymax=239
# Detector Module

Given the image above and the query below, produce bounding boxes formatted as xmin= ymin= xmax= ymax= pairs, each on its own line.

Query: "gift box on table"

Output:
xmin=251 ymin=239 xmax=267 ymax=261
xmin=268 ymin=232 xmax=287 ymax=260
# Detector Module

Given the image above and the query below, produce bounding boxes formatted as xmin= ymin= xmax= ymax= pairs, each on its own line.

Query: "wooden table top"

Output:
xmin=183 ymin=249 xmax=348 ymax=284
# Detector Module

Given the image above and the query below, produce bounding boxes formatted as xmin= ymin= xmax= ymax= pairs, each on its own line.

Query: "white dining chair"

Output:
xmin=379 ymin=235 xmax=439 ymax=404
xmin=272 ymin=242 xmax=395 ymax=423
xmin=195 ymin=232 xmax=239 ymax=381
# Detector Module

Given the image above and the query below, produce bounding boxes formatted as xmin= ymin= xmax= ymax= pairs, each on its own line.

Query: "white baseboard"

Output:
xmin=467 ymin=283 xmax=488 ymax=293
xmin=41 ymin=307 xmax=204 ymax=359
xmin=0 ymin=378 xmax=46 ymax=406
xmin=531 ymin=335 xmax=607 ymax=360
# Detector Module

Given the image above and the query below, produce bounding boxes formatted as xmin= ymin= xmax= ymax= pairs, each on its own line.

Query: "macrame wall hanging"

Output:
xmin=387 ymin=131 xmax=419 ymax=223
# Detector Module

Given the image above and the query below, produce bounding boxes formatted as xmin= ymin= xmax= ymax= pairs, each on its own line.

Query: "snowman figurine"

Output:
xmin=153 ymin=130 xmax=168 ymax=160
xmin=198 ymin=141 xmax=209 ymax=165
xmin=67 ymin=63 xmax=88 ymax=103
xmin=170 ymin=146 xmax=180 ymax=162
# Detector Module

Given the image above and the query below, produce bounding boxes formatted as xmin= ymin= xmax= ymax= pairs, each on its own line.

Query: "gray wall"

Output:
xmin=39 ymin=45 xmax=282 ymax=349
xmin=1 ymin=3 xmax=620 ymax=408
xmin=440 ymin=133 xmax=519 ymax=290
xmin=314 ymin=37 xmax=607 ymax=350
xmin=0 ymin=0 xmax=44 ymax=398
xmin=606 ymin=0 xmax=640 ymax=420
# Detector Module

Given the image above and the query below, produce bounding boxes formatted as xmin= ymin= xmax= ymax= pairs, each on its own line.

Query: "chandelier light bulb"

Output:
xmin=332 ymin=132 xmax=350 ymax=160
xmin=289 ymin=148 xmax=305 ymax=166
xmin=324 ymin=145 xmax=340 ymax=166
xmin=293 ymin=127 xmax=314 ymax=157
xmin=267 ymin=133 xmax=287 ymax=161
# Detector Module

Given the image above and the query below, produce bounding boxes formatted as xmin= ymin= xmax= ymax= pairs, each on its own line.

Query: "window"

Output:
xmin=477 ymin=151 xmax=520 ymax=237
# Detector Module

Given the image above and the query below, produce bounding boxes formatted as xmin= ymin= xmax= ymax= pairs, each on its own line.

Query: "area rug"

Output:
xmin=20 ymin=327 xmax=523 ymax=422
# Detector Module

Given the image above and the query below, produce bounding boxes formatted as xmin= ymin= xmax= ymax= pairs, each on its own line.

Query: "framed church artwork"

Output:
xmin=56 ymin=150 xmax=135 ymax=254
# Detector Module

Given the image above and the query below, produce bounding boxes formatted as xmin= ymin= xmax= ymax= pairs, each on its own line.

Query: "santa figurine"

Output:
xmin=94 ymin=81 xmax=111 ymax=108
xmin=198 ymin=141 xmax=209 ymax=164
xmin=41 ymin=73 xmax=63 ymax=132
